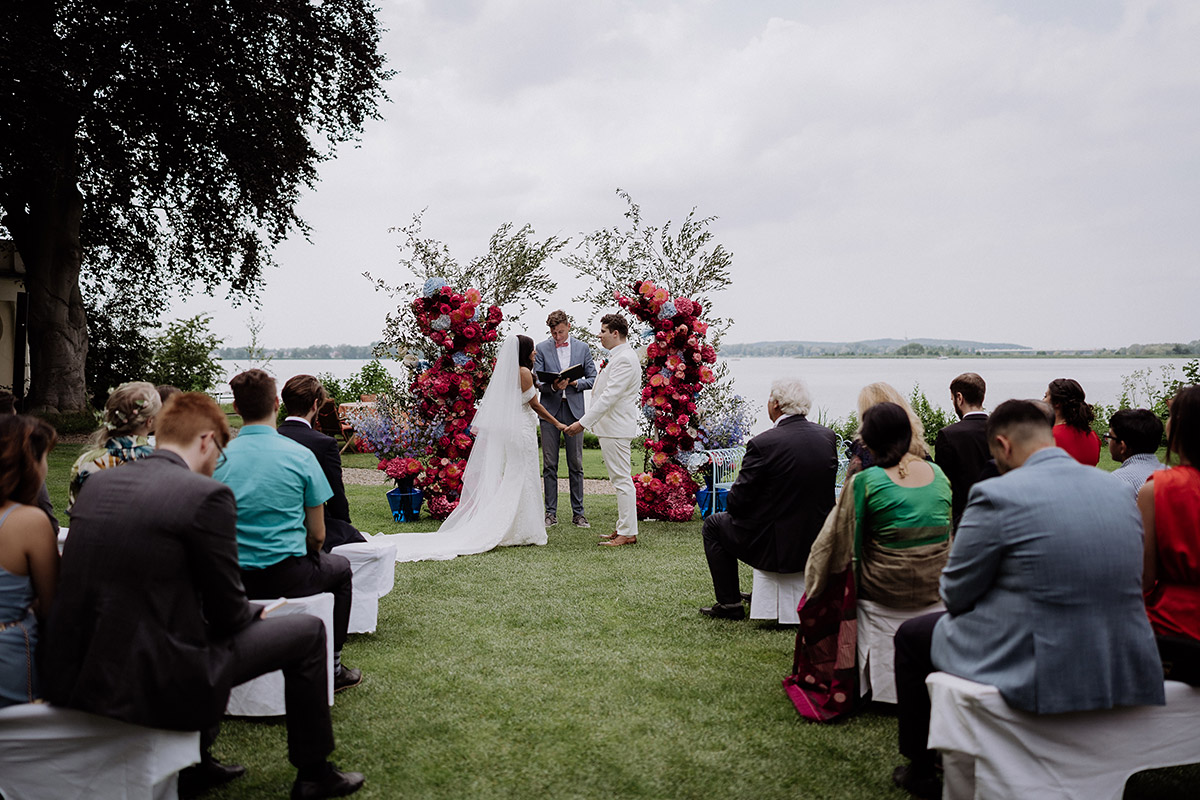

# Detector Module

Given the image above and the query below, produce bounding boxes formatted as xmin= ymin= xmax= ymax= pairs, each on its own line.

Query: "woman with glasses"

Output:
xmin=68 ymin=381 xmax=161 ymax=509
xmin=1138 ymin=385 xmax=1200 ymax=683
xmin=0 ymin=415 xmax=59 ymax=707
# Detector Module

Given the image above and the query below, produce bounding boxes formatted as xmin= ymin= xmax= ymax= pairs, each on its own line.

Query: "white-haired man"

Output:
xmin=699 ymin=378 xmax=839 ymax=619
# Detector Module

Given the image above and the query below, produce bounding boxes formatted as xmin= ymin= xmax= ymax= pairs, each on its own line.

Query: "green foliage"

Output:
xmin=318 ymin=360 xmax=399 ymax=403
xmin=1 ymin=2 xmax=391 ymax=409
xmin=229 ymin=315 xmax=273 ymax=373
xmin=1114 ymin=359 xmax=1200 ymax=420
xmin=908 ymin=383 xmax=957 ymax=449
xmin=84 ymin=304 xmax=156 ymax=409
xmin=815 ymin=409 xmax=859 ymax=442
xmin=894 ymin=342 xmax=926 ymax=356
xmin=566 ymin=189 xmax=733 ymax=347
xmin=368 ymin=211 xmax=567 ymax=364
xmin=144 ymin=314 xmax=223 ymax=392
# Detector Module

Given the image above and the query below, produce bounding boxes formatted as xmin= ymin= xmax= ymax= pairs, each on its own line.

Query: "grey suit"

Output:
xmin=931 ymin=447 xmax=1164 ymax=713
xmin=533 ymin=336 xmax=597 ymax=517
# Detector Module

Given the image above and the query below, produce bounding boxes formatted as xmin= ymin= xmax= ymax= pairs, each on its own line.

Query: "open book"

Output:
xmin=536 ymin=363 xmax=586 ymax=385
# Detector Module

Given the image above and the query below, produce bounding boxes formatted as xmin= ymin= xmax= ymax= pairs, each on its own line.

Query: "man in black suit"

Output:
xmin=934 ymin=372 xmax=990 ymax=529
xmin=699 ymin=378 xmax=839 ymax=620
xmin=278 ymin=375 xmax=366 ymax=551
xmin=43 ymin=393 xmax=364 ymax=799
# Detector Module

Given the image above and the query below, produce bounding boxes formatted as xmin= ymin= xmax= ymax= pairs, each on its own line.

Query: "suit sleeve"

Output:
xmin=935 ymin=429 xmax=958 ymax=484
xmin=320 ymin=438 xmax=352 ymax=523
xmin=938 ymin=488 xmax=1004 ymax=615
xmin=188 ymin=485 xmax=257 ymax=636
xmin=579 ymin=353 xmax=637 ymax=429
xmin=574 ymin=343 xmax=597 ymax=392
xmin=533 ymin=343 xmax=547 ymax=391
xmin=724 ymin=438 xmax=763 ymax=517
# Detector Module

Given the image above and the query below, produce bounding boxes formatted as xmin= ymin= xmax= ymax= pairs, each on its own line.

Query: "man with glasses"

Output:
xmin=45 ymin=392 xmax=365 ymax=799
xmin=216 ymin=369 xmax=362 ymax=694
xmin=1106 ymin=409 xmax=1164 ymax=497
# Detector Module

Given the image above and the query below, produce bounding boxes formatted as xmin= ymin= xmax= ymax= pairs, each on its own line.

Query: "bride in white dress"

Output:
xmin=385 ymin=335 xmax=568 ymax=562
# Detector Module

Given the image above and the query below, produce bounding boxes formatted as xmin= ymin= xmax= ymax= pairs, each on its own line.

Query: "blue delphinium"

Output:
xmin=698 ymin=395 xmax=756 ymax=449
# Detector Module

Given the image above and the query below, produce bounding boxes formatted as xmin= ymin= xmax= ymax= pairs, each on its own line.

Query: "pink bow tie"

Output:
xmin=555 ymin=341 xmax=569 ymax=348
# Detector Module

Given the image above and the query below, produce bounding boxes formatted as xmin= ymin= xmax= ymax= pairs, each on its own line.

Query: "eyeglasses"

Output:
xmin=1102 ymin=433 xmax=1117 ymax=442
xmin=212 ymin=434 xmax=228 ymax=469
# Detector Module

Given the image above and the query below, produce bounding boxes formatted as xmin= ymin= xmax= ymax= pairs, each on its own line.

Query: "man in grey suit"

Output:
xmin=533 ymin=310 xmax=597 ymax=528
xmin=891 ymin=399 xmax=1165 ymax=799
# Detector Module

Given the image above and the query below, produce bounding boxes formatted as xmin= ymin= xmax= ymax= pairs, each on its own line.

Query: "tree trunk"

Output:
xmin=23 ymin=182 xmax=88 ymax=414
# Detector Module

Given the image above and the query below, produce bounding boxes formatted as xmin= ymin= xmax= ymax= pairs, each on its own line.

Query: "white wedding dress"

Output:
xmin=382 ymin=337 xmax=547 ymax=562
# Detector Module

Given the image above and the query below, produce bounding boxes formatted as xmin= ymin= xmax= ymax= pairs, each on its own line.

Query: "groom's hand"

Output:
xmin=564 ymin=422 xmax=584 ymax=437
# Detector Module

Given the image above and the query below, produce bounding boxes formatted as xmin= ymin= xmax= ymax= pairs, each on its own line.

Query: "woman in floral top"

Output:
xmin=67 ymin=382 xmax=162 ymax=509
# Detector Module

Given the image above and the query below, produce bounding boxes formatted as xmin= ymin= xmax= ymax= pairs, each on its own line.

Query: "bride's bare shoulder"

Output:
xmin=519 ymin=366 xmax=534 ymax=391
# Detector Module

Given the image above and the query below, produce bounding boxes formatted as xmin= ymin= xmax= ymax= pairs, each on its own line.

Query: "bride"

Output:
xmin=386 ymin=335 xmax=568 ymax=562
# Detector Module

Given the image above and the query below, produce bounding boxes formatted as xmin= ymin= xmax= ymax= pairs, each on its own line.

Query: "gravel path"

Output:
xmin=343 ymin=468 xmax=616 ymax=494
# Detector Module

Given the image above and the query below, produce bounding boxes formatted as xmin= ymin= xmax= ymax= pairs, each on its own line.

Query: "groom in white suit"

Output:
xmin=565 ymin=313 xmax=641 ymax=546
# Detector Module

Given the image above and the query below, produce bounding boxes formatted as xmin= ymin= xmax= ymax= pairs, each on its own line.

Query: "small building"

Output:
xmin=0 ymin=241 xmax=31 ymax=408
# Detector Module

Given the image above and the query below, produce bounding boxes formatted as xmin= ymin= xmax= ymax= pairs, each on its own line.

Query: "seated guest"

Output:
xmin=806 ymin=402 xmax=951 ymax=702
xmin=1044 ymin=377 xmax=1101 ymax=465
xmin=43 ymin=393 xmax=364 ymax=798
xmin=891 ymin=399 xmax=1164 ymax=799
xmin=0 ymin=391 xmax=57 ymax=533
xmin=0 ymin=416 xmax=58 ymax=708
xmin=1138 ymin=385 xmax=1200 ymax=683
xmin=934 ymin=372 xmax=990 ymax=529
xmin=699 ymin=378 xmax=837 ymax=619
xmin=845 ymin=382 xmax=929 ymax=480
xmin=1109 ymin=408 xmax=1164 ymax=496
xmin=68 ymin=380 xmax=160 ymax=508
xmin=216 ymin=369 xmax=361 ymax=692
xmin=278 ymin=375 xmax=366 ymax=551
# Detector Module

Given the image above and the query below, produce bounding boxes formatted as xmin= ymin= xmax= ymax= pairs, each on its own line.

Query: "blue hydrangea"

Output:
xmin=452 ymin=352 xmax=469 ymax=366
xmin=639 ymin=327 xmax=655 ymax=340
xmin=422 ymin=277 xmax=447 ymax=297
xmin=472 ymin=305 xmax=483 ymax=321
xmin=657 ymin=300 xmax=677 ymax=320
xmin=431 ymin=314 xmax=451 ymax=331
xmin=642 ymin=405 xmax=657 ymax=421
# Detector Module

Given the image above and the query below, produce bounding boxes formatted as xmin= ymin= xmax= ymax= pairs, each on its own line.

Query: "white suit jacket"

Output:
xmin=579 ymin=341 xmax=640 ymax=439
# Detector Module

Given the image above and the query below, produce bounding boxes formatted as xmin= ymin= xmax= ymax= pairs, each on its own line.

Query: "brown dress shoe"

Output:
xmin=599 ymin=535 xmax=637 ymax=546
xmin=599 ymin=530 xmax=619 ymax=540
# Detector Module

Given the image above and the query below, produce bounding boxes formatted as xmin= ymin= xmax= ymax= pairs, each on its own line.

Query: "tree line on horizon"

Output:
xmin=719 ymin=339 xmax=1200 ymax=358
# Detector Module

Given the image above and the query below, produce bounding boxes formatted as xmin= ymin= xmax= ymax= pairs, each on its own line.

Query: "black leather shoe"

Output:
xmin=178 ymin=758 xmax=246 ymax=798
xmin=739 ymin=591 xmax=752 ymax=603
xmin=891 ymin=764 xmax=941 ymax=800
xmin=699 ymin=603 xmax=746 ymax=620
xmin=291 ymin=766 xmax=365 ymax=800
xmin=334 ymin=665 xmax=362 ymax=693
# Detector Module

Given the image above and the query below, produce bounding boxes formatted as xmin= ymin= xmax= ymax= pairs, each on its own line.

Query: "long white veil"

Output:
xmin=380 ymin=335 xmax=537 ymax=561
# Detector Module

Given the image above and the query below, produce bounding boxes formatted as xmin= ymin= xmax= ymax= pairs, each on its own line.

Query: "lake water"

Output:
xmin=215 ymin=356 xmax=1194 ymax=435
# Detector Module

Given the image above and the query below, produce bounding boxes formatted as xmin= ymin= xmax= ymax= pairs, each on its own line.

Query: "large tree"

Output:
xmin=0 ymin=1 xmax=391 ymax=411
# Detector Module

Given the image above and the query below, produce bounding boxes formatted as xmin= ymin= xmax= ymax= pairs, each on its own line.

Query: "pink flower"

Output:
xmin=465 ymin=287 xmax=482 ymax=304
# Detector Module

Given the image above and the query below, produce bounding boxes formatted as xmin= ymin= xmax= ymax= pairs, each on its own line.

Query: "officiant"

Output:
xmin=534 ymin=310 xmax=598 ymax=528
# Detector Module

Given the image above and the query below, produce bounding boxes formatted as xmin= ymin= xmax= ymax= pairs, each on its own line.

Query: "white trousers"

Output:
xmin=598 ymin=437 xmax=638 ymax=538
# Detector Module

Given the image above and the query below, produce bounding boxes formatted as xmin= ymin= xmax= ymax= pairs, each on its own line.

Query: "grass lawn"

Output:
xmin=344 ymin=446 xmax=634 ymax=482
xmin=42 ymin=440 xmax=1197 ymax=798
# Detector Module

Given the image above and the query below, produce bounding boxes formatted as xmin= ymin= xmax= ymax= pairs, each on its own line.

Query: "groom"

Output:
xmin=565 ymin=313 xmax=641 ymax=547
xmin=534 ymin=310 xmax=597 ymax=528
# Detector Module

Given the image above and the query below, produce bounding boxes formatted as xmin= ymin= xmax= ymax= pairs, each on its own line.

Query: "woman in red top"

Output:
xmin=1045 ymin=378 xmax=1101 ymax=465
xmin=1138 ymin=385 xmax=1200 ymax=682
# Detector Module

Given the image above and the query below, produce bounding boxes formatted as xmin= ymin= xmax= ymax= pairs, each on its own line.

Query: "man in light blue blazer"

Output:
xmin=533 ymin=310 xmax=597 ymax=528
xmin=891 ymin=399 xmax=1164 ymax=799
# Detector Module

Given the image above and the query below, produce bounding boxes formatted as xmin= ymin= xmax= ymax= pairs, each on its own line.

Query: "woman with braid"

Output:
xmin=68 ymin=381 xmax=161 ymax=508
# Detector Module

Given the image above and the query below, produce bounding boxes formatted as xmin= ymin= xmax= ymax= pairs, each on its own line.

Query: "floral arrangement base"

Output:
xmin=386 ymin=487 xmax=424 ymax=522
xmin=695 ymin=487 xmax=729 ymax=519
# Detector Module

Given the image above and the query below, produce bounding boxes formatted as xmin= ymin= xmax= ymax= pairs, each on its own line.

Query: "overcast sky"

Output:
xmin=178 ymin=0 xmax=1200 ymax=351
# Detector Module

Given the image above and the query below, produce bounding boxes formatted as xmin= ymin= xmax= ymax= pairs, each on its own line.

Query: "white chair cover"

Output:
xmin=332 ymin=535 xmax=398 ymax=634
xmin=927 ymin=671 xmax=1200 ymax=800
xmin=749 ymin=569 xmax=805 ymax=624
xmin=856 ymin=598 xmax=944 ymax=704
xmin=225 ymin=592 xmax=335 ymax=717
xmin=0 ymin=703 xmax=199 ymax=800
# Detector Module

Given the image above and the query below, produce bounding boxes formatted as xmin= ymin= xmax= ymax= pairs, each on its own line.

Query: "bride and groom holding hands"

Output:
xmin=386 ymin=310 xmax=640 ymax=562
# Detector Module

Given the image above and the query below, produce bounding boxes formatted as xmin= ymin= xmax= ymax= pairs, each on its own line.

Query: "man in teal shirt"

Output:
xmin=216 ymin=369 xmax=362 ymax=692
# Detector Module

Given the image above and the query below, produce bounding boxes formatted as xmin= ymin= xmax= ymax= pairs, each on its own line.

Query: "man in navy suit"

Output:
xmin=277 ymin=375 xmax=366 ymax=551
xmin=533 ymin=310 xmax=597 ymax=528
